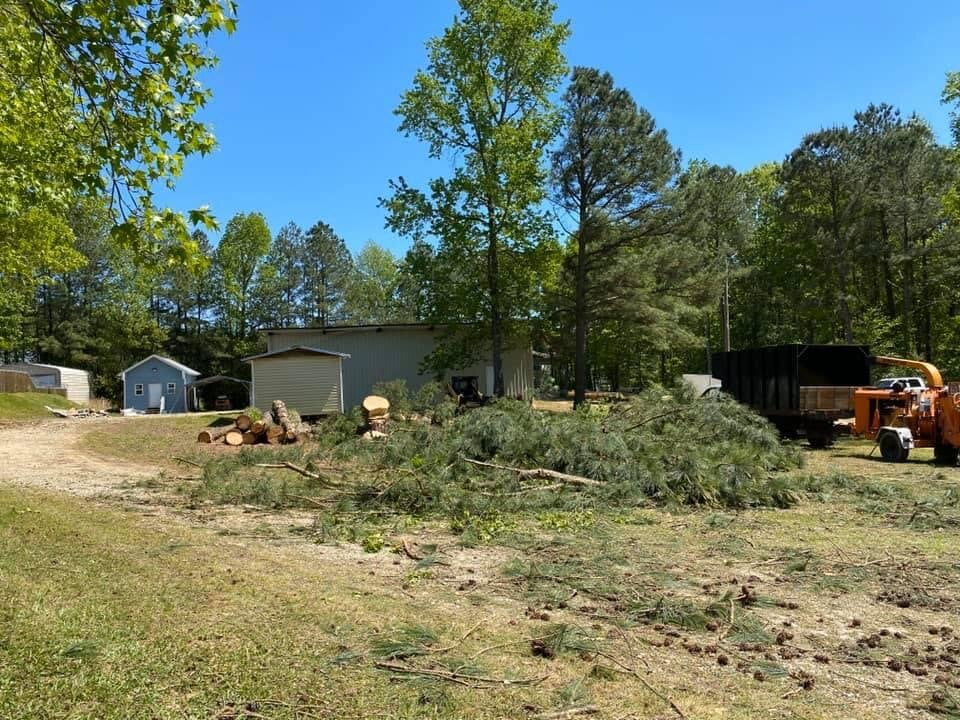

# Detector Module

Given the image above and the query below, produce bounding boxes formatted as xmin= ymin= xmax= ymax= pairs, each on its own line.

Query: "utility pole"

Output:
xmin=723 ymin=251 xmax=736 ymax=352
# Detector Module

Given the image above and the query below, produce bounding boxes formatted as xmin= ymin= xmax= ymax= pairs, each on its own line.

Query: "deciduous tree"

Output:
xmin=384 ymin=0 xmax=569 ymax=395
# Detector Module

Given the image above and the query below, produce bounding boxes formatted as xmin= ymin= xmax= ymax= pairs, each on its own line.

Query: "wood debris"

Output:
xmin=45 ymin=405 xmax=109 ymax=419
xmin=197 ymin=401 xmax=311 ymax=446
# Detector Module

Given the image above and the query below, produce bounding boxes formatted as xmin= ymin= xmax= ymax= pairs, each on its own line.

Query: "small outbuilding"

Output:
xmin=0 ymin=362 xmax=91 ymax=404
xmin=243 ymin=346 xmax=349 ymax=416
xmin=120 ymin=354 xmax=200 ymax=413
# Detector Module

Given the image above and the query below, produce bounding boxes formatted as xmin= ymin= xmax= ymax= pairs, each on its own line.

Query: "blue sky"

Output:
xmin=155 ymin=0 xmax=960 ymax=256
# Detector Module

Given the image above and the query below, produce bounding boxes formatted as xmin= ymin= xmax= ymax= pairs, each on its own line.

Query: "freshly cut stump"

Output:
xmin=362 ymin=395 xmax=390 ymax=418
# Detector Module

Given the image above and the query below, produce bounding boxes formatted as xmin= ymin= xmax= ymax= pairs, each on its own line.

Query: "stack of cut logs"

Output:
xmin=197 ymin=400 xmax=311 ymax=446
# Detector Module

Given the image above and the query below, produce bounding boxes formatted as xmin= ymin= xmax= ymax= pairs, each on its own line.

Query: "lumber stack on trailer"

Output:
xmin=196 ymin=404 xmax=311 ymax=446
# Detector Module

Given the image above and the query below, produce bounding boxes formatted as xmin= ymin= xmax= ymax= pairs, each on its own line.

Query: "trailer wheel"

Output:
xmin=934 ymin=445 xmax=959 ymax=466
xmin=879 ymin=432 xmax=906 ymax=462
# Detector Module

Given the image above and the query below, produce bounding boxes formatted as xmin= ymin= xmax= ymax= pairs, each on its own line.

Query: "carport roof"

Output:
xmin=241 ymin=346 xmax=351 ymax=362
xmin=189 ymin=374 xmax=251 ymax=388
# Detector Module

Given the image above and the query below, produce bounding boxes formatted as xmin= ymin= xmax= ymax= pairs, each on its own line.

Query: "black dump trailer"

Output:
xmin=712 ymin=345 xmax=871 ymax=447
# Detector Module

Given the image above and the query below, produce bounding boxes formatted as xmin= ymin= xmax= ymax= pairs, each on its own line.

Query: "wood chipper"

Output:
xmin=853 ymin=356 xmax=960 ymax=463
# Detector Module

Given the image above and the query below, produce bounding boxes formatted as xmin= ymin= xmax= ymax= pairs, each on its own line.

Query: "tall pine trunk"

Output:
xmin=573 ymin=227 xmax=588 ymax=408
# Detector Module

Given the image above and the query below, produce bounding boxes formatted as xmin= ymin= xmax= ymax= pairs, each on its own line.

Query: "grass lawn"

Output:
xmin=0 ymin=392 xmax=76 ymax=421
xmin=79 ymin=414 xmax=239 ymax=469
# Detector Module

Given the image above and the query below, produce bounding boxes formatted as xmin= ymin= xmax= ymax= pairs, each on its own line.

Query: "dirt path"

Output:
xmin=0 ymin=418 xmax=156 ymax=497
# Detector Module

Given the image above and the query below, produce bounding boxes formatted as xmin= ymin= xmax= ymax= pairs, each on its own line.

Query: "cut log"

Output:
xmin=198 ymin=423 xmax=237 ymax=444
xmin=295 ymin=422 xmax=311 ymax=443
xmin=251 ymin=419 xmax=267 ymax=434
xmin=224 ymin=429 xmax=244 ymax=446
xmin=272 ymin=399 xmax=298 ymax=442
xmin=265 ymin=426 xmax=284 ymax=445
xmin=363 ymin=395 xmax=390 ymax=418
xmin=241 ymin=431 xmax=258 ymax=445
xmin=235 ymin=414 xmax=252 ymax=431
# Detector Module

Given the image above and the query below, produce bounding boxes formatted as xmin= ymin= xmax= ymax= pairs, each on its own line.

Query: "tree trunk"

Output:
xmin=224 ymin=429 xmax=244 ymax=446
xmin=487 ymin=204 xmax=504 ymax=397
xmin=573 ymin=234 xmax=588 ymax=408
xmin=901 ymin=218 xmax=914 ymax=356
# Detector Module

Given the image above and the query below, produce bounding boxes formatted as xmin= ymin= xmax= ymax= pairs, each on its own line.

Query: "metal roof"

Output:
xmin=2 ymin=362 xmax=88 ymax=374
xmin=120 ymin=354 xmax=201 ymax=377
xmin=242 ymin=346 xmax=351 ymax=362
xmin=188 ymin=375 xmax=251 ymax=388
xmin=263 ymin=323 xmax=441 ymax=334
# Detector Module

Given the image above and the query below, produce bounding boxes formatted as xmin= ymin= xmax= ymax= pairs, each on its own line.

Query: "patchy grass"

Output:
xmin=64 ymin=413 xmax=960 ymax=718
xmin=78 ymin=414 xmax=242 ymax=468
xmin=0 ymin=392 xmax=76 ymax=421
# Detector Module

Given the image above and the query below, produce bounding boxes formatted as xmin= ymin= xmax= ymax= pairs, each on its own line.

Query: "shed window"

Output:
xmin=166 ymin=382 xmax=177 ymax=394
xmin=134 ymin=384 xmax=144 ymax=396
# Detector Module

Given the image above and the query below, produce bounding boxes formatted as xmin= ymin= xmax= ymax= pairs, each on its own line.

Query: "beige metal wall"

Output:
xmin=1 ymin=362 xmax=90 ymax=403
xmin=265 ymin=327 xmax=533 ymax=410
xmin=250 ymin=352 xmax=343 ymax=415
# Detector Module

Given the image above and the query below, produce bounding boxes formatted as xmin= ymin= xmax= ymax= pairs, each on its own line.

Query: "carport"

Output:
xmin=189 ymin=375 xmax=251 ymax=411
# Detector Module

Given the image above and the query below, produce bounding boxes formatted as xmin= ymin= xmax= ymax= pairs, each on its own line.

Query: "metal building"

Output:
xmin=0 ymin=362 xmax=91 ymax=404
xmin=243 ymin=347 xmax=349 ymax=415
xmin=262 ymin=324 xmax=535 ymax=411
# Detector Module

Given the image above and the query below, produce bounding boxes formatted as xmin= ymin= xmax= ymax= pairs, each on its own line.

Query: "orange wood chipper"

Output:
xmin=853 ymin=356 xmax=960 ymax=463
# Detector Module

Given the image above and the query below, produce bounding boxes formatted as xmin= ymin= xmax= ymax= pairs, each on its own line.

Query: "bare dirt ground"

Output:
xmin=0 ymin=418 xmax=155 ymax=497
xmin=0 ymin=417 xmax=510 ymax=604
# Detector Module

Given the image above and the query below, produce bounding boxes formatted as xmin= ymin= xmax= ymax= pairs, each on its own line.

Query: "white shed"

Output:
xmin=0 ymin=362 xmax=91 ymax=403
xmin=243 ymin=346 xmax=350 ymax=416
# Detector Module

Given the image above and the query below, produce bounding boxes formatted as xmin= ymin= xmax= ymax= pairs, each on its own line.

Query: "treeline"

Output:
xmin=2 ymin=0 xmax=960 ymax=404
xmin=560 ymin=100 xmax=960 ymax=391
xmin=11 ymin=207 xmax=418 ymax=399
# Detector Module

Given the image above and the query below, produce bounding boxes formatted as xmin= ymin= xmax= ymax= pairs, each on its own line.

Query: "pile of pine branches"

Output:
xmin=309 ymin=386 xmax=803 ymax=515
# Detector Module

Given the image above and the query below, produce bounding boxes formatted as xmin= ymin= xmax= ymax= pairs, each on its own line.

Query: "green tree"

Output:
xmin=215 ymin=212 xmax=271 ymax=341
xmin=344 ymin=242 xmax=409 ymax=325
xmin=0 ymin=1 xmax=236 ymax=250
xmin=384 ymin=0 xmax=569 ymax=395
xmin=256 ymin=222 xmax=305 ymax=328
xmin=0 ymin=208 xmax=81 ymax=353
xmin=550 ymin=66 xmax=679 ymax=405
xmin=676 ymin=161 xmax=754 ymax=359
xmin=302 ymin=221 xmax=353 ymax=327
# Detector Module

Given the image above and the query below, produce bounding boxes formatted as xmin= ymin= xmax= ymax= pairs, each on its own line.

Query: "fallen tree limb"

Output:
xmin=254 ymin=461 xmax=321 ymax=480
xmin=374 ymin=661 xmax=545 ymax=688
xmin=401 ymin=538 xmax=423 ymax=561
xmin=534 ymin=706 xmax=599 ymax=720
xmin=285 ymin=494 xmax=332 ymax=508
xmin=594 ymin=652 xmax=686 ymax=719
xmin=459 ymin=456 xmax=602 ymax=487
xmin=173 ymin=456 xmax=203 ymax=468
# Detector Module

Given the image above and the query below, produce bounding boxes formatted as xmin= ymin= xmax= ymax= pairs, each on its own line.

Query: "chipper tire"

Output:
xmin=934 ymin=444 xmax=959 ymax=467
xmin=879 ymin=432 xmax=907 ymax=463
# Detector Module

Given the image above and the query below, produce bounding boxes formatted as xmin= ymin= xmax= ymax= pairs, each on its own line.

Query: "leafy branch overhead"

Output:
xmin=0 ymin=0 xmax=237 ymax=251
